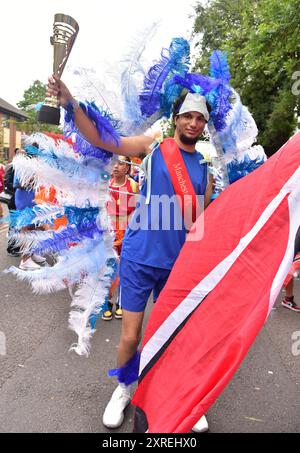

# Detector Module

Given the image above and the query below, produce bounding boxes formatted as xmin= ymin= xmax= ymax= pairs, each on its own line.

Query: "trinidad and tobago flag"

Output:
xmin=132 ymin=132 xmax=300 ymax=433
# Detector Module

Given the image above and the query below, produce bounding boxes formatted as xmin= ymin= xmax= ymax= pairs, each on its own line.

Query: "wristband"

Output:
xmin=69 ymin=98 xmax=79 ymax=111
xmin=65 ymin=98 xmax=80 ymax=123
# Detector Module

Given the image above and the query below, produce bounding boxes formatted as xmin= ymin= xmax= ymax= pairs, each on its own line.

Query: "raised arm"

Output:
xmin=47 ymin=76 xmax=153 ymax=158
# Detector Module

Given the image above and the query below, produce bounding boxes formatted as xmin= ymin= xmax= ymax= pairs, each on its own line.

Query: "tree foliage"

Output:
xmin=193 ymin=0 xmax=300 ymax=155
xmin=17 ymin=80 xmax=61 ymax=135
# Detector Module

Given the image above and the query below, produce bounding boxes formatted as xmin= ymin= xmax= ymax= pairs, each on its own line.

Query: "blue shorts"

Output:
xmin=119 ymin=257 xmax=171 ymax=312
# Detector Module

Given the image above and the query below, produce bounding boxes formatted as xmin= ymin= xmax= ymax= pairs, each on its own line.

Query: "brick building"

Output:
xmin=0 ymin=98 xmax=27 ymax=162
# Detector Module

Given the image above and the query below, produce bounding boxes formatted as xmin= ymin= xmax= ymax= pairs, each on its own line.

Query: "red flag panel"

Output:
xmin=132 ymin=132 xmax=300 ymax=432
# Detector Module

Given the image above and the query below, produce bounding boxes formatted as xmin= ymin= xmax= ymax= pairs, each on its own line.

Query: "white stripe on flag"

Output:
xmin=268 ymin=187 xmax=300 ymax=315
xmin=140 ymin=165 xmax=300 ymax=375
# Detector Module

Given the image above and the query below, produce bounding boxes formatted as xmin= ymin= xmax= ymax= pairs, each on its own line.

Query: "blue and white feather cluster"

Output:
xmin=207 ymin=50 xmax=232 ymax=132
xmin=68 ymin=31 xmax=265 ymax=189
xmin=9 ymin=204 xmax=63 ymax=229
xmin=6 ymin=131 xmax=116 ymax=356
xmin=158 ymin=49 xmax=265 ymax=188
xmin=64 ymin=101 xmax=120 ymax=164
xmin=227 ymin=154 xmax=266 ymax=184
xmin=158 ymin=51 xmax=232 ymax=132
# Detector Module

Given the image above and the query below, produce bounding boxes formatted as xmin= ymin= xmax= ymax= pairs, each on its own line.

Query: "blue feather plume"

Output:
xmin=80 ymin=101 xmax=121 ymax=147
xmin=9 ymin=205 xmax=63 ymax=229
xmin=64 ymin=122 xmax=113 ymax=163
xmin=108 ymin=351 xmax=141 ymax=385
xmin=64 ymin=100 xmax=121 ymax=159
xmin=24 ymin=144 xmax=40 ymax=156
xmin=208 ymin=50 xmax=232 ymax=132
xmin=64 ymin=111 xmax=116 ymax=163
xmin=26 ymin=143 xmax=108 ymax=184
xmin=210 ymin=50 xmax=231 ymax=83
xmin=64 ymin=206 xmax=99 ymax=225
xmin=32 ymin=221 xmax=104 ymax=255
xmin=169 ymin=73 xmax=221 ymax=95
xmin=139 ymin=37 xmax=190 ymax=117
xmin=161 ymin=73 xmax=221 ymax=117
xmin=31 ymin=206 xmax=102 ymax=254
xmin=160 ymin=78 xmax=185 ymax=117
xmin=227 ymin=155 xmax=265 ymax=184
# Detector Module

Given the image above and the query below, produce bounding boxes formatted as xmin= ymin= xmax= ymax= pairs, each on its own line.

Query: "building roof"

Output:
xmin=0 ymin=98 xmax=28 ymax=120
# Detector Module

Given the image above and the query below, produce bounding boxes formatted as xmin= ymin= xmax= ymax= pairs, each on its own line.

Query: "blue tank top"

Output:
xmin=13 ymin=175 xmax=35 ymax=211
xmin=121 ymin=146 xmax=208 ymax=269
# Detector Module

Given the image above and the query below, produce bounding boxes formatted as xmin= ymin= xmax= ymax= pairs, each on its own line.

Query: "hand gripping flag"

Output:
xmin=132 ymin=132 xmax=300 ymax=433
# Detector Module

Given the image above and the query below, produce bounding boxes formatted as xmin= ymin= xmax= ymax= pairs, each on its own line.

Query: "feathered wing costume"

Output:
xmin=6 ymin=133 xmax=116 ymax=356
xmin=6 ymin=34 xmax=266 ymax=356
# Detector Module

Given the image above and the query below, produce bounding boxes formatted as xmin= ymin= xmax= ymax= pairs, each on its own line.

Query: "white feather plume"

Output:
xmin=67 ymin=223 xmax=115 ymax=356
xmin=68 ymin=269 xmax=112 ymax=357
xmin=13 ymin=154 xmax=103 ymax=207
xmin=120 ymin=22 xmax=159 ymax=133
xmin=5 ymin=237 xmax=111 ymax=294
xmin=8 ymin=228 xmax=61 ymax=254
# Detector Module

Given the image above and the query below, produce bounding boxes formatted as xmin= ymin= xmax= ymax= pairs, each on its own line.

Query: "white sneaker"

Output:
xmin=31 ymin=253 xmax=47 ymax=264
xmin=102 ymin=384 xmax=131 ymax=429
xmin=192 ymin=415 xmax=209 ymax=433
xmin=19 ymin=257 xmax=42 ymax=271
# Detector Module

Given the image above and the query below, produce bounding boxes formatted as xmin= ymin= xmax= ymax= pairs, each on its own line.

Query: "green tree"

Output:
xmin=193 ymin=0 xmax=300 ymax=155
xmin=17 ymin=80 xmax=61 ymax=134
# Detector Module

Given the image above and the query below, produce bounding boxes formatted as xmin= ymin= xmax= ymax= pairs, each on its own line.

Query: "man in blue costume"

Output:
xmin=47 ymin=77 xmax=213 ymax=432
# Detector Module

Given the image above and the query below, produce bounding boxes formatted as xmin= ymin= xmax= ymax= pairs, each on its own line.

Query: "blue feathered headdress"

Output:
xmin=156 ymin=50 xmax=232 ymax=132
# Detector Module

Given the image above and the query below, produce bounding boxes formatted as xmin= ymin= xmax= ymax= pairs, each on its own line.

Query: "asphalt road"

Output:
xmin=0 ymin=208 xmax=299 ymax=433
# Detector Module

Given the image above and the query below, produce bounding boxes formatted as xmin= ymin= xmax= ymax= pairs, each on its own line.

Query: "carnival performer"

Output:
xmin=5 ymin=34 xmax=266 ymax=432
xmin=3 ymin=34 xmax=261 ymax=434
xmin=47 ymin=71 xmax=214 ymax=432
xmin=101 ymin=155 xmax=139 ymax=321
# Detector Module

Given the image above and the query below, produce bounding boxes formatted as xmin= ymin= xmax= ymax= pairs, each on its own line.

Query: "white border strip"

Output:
xmin=268 ymin=189 xmax=300 ymax=315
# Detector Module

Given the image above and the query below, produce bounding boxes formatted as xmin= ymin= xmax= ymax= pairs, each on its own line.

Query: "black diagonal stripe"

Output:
xmin=139 ymin=293 xmax=210 ymax=383
xmin=133 ymin=406 xmax=148 ymax=433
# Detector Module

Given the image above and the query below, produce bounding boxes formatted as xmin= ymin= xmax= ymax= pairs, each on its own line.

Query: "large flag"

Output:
xmin=132 ymin=132 xmax=300 ymax=433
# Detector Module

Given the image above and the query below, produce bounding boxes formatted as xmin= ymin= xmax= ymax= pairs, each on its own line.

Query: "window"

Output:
xmin=2 ymin=114 xmax=9 ymax=128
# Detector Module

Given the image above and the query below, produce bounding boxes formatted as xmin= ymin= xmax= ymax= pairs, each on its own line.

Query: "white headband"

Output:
xmin=178 ymin=93 xmax=210 ymax=122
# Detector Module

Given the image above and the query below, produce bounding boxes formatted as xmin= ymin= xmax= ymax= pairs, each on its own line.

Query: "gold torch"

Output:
xmin=38 ymin=13 xmax=79 ymax=125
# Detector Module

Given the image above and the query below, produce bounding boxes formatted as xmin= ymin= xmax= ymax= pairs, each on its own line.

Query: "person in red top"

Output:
xmin=103 ymin=156 xmax=139 ymax=320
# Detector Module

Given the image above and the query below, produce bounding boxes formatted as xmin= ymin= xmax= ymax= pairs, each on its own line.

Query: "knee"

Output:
xmin=121 ymin=331 xmax=141 ymax=350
